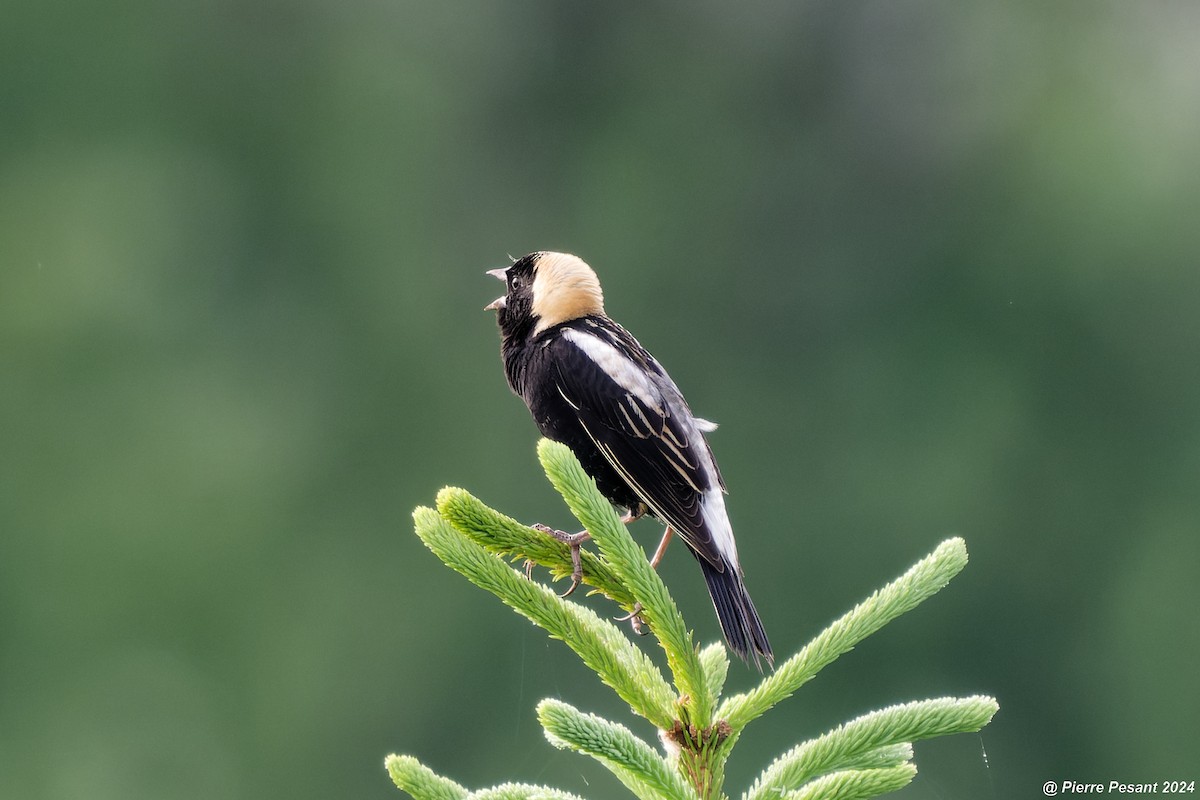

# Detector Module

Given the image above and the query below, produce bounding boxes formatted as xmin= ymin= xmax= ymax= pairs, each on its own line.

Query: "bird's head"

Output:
xmin=485 ymin=251 xmax=605 ymax=337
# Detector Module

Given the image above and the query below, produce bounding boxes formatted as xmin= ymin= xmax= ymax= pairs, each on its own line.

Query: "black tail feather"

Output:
xmin=698 ymin=557 xmax=773 ymax=671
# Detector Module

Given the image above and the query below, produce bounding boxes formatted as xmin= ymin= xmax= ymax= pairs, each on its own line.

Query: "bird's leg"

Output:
xmin=648 ymin=525 xmax=675 ymax=569
xmin=531 ymin=512 xmax=664 ymax=635
xmin=531 ymin=523 xmax=591 ymax=597
xmin=621 ymin=503 xmax=648 ymax=525
xmin=530 ymin=506 xmax=644 ymax=596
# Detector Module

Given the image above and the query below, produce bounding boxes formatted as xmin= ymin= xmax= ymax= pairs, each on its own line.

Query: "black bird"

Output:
xmin=485 ymin=251 xmax=772 ymax=667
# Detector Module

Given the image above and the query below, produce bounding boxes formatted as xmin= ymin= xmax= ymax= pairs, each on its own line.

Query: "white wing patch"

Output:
xmin=562 ymin=328 xmax=665 ymax=415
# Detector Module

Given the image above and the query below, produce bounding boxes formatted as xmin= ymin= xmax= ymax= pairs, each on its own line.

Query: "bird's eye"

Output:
xmin=511 ymin=276 xmax=523 ymax=290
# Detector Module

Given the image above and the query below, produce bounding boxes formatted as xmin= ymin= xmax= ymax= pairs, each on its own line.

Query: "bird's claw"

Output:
xmin=531 ymin=523 xmax=591 ymax=598
xmin=615 ymin=602 xmax=647 ymax=635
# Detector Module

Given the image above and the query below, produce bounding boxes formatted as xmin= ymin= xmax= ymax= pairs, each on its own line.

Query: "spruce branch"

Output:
xmin=784 ymin=764 xmax=918 ymax=800
xmin=829 ymin=743 xmax=915 ymax=773
xmin=386 ymin=755 xmax=587 ymax=800
xmin=718 ymin=538 xmax=969 ymax=732
xmin=413 ymin=507 xmax=676 ymax=728
xmin=744 ymin=696 xmax=999 ymax=800
xmin=538 ymin=699 xmax=697 ymax=800
xmin=392 ymin=442 xmax=997 ymax=800
xmin=698 ymin=643 xmax=730 ymax=706
xmin=537 ymin=439 xmax=713 ymax=727
xmin=470 ymin=784 xmax=589 ymax=800
xmin=436 ymin=486 xmax=635 ymax=608
xmin=386 ymin=755 xmax=468 ymax=800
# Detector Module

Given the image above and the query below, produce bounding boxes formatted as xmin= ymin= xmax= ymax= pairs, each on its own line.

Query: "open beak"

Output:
xmin=484 ymin=267 xmax=509 ymax=310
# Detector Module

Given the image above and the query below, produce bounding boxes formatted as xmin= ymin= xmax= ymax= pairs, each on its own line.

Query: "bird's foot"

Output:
xmin=531 ymin=523 xmax=591 ymax=597
xmin=615 ymin=602 xmax=647 ymax=635
xmin=620 ymin=504 xmax=647 ymax=525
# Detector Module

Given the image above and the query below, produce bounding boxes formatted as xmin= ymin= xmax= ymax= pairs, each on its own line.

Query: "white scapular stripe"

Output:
xmin=562 ymin=328 xmax=664 ymax=415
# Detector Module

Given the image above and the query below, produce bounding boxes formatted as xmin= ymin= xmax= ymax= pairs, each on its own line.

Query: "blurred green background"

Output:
xmin=3 ymin=2 xmax=1197 ymax=798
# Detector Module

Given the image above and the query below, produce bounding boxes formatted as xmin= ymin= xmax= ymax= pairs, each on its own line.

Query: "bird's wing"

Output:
xmin=550 ymin=326 xmax=727 ymax=567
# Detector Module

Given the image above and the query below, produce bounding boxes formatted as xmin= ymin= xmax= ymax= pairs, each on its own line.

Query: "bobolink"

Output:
xmin=486 ymin=251 xmax=772 ymax=667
